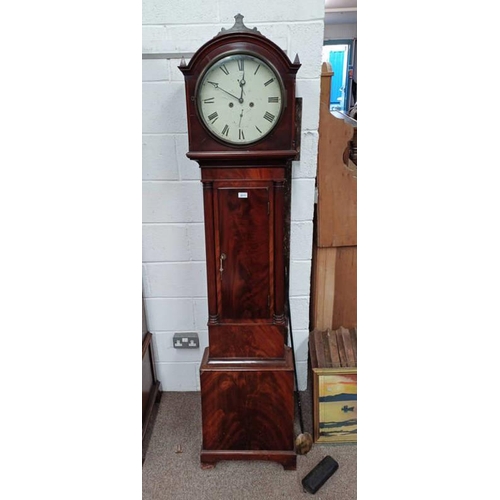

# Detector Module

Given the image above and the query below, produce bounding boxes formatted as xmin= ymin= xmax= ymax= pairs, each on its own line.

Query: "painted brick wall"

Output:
xmin=142 ymin=0 xmax=325 ymax=391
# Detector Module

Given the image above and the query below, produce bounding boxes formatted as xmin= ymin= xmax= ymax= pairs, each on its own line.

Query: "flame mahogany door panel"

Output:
xmin=205 ymin=174 xmax=286 ymax=359
xmin=215 ymin=182 xmax=273 ymax=321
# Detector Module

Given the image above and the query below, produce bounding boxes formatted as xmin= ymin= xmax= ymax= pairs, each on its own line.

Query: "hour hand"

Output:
xmin=239 ymin=72 xmax=245 ymax=99
xmin=207 ymin=81 xmax=242 ymax=103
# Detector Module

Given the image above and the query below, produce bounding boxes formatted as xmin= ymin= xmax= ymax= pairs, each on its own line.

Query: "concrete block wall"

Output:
xmin=142 ymin=0 xmax=325 ymax=391
xmin=324 ymin=23 xmax=357 ymax=40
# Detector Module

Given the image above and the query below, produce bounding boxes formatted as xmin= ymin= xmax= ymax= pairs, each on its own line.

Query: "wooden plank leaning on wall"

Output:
xmin=311 ymin=62 xmax=357 ymax=331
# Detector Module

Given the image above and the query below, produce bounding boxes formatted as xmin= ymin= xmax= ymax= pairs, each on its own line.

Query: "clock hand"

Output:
xmin=238 ymin=109 xmax=244 ymax=127
xmin=207 ymin=81 xmax=242 ymax=103
xmin=239 ymin=72 xmax=246 ymax=100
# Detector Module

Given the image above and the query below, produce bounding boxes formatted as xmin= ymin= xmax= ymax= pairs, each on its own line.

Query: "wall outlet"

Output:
xmin=173 ymin=332 xmax=199 ymax=349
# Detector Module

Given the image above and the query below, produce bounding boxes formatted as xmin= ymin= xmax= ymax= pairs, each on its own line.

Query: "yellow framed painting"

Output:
xmin=313 ymin=367 xmax=357 ymax=444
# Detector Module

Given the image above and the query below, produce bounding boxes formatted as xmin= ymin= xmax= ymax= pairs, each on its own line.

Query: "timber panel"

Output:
xmin=316 ymin=62 xmax=356 ymax=248
xmin=310 ymin=62 xmax=357 ymax=331
xmin=332 ymin=246 xmax=357 ymax=330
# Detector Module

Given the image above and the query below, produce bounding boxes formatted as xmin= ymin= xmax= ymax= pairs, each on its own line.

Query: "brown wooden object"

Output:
xmin=316 ymin=62 xmax=356 ymax=248
xmin=179 ymin=15 xmax=301 ymax=470
xmin=309 ymin=327 xmax=357 ymax=369
xmin=331 ymin=247 xmax=357 ymax=329
xmin=142 ymin=300 xmax=161 ymax=444
xmin=311 ymin=62 xmax=357 ymax=331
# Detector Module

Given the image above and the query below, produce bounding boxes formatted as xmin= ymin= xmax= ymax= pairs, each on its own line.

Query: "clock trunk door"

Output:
xmin=216 ymin=184 xmax=272 ymax=321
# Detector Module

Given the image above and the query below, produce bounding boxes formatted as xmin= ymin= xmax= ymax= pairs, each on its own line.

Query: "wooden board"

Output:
xmin=332 ymin=246 xmax=357 ymax=329
xmin=316 ymin=62 xmax=357 ymax=248
xmin=340 ymin=327 xmax=356 ymax=367
xmin=350 ymin=328 xmax=357 ymax=363
xmin=313 ymin=329 xmax=327 ymax=368
xmin=336 ymin=329 xmax=348 ymax=367
xmin=311 ymin=244 xmax=356 ymax=331
xmin=327 ymin=329 xmax=341 ymax=368
xmin=310 ymin=63 xmax=357 ymax=332
xmin=310 ymin=246 xmax=336 ymax=330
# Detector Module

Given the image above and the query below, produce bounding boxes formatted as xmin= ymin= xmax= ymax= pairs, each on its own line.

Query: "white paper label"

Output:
xmin=238 ymin=192 xmax=248 ymax=198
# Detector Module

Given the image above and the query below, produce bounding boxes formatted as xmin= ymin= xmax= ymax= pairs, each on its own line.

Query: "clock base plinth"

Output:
xmin=200 ymin=347 xmax=296 ymax=471
xmin=200 ymin=449 xmax=297 ymax=471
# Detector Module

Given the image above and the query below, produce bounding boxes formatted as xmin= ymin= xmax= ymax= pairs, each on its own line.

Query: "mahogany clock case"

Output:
xmin=179 ymin=17 xmax=301 ymax=470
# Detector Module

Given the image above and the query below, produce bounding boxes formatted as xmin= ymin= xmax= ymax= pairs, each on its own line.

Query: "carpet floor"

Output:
xmin=143 ymin=391 xmax=356 ymax=500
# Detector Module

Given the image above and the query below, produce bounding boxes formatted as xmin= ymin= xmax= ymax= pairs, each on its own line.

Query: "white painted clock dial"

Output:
xmin=197 ymin=54 xmax=284 ymax=145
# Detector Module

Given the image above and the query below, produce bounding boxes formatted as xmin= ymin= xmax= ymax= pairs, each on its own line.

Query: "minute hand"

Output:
xmin=207 ymin=81 xmax=242 ymax=103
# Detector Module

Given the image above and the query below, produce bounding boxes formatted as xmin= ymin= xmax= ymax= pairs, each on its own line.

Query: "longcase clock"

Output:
xmin=179 ymin=14 xmax=301 ymax=470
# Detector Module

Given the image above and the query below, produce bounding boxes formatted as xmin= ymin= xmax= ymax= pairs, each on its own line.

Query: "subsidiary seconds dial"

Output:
xmin=197 ymin=54 xmax=284 ymax=145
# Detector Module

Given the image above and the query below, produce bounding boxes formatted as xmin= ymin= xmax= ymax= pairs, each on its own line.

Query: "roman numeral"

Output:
xmin=264 ymin=78 xmax=274 ymax=86
xmin=222 ymin=124 xmax=229 ymax=136
xmin=263 ymin=111 xmax=275 ymax=123
xmin=220 ymin=64 xmax=229 ymax=75
xmin=208 ymin=111 xmax=218 ymax=123
xmin=255 ymin=126 xmax=262 ymax=134
xmin=268 ymin=97 xmax=279 ymax=103
xmin=239 ymin=129 xmax=245 ymax=140
xmin=203 ymin=97 xmax=215 ymax=104
xmin=254 ymin=64 xmax=261 ymax=75
xmin=237 ymin=59 xmax=244 ymax=71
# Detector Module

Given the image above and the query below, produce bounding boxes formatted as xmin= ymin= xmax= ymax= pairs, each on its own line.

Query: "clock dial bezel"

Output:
xmin=194 ymin=50 xmax=286 ymax=147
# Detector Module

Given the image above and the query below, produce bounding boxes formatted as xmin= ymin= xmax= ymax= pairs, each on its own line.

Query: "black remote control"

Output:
xmin=302 ymin=456 xmax=339 ymax=494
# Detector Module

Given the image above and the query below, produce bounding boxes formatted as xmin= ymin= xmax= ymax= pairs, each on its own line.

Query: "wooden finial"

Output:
xmin=293 ymin=53 xmax=300 ymax=65
xmin=180 ymin=57 xmax=187 ymax=67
